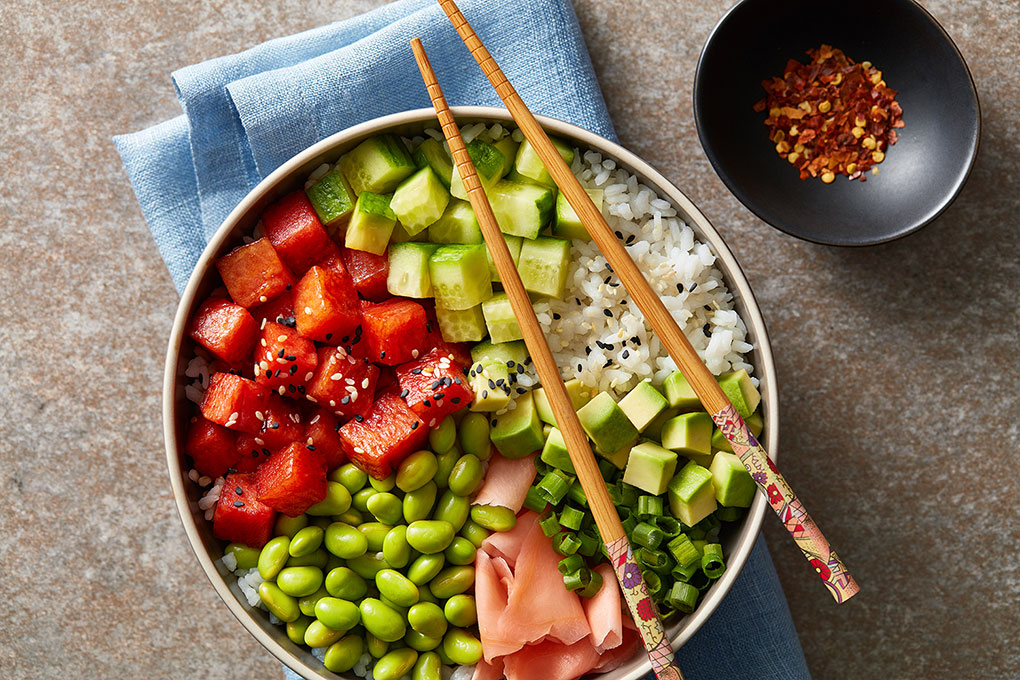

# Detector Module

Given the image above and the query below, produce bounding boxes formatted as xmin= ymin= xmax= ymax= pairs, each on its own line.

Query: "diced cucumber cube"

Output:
xmin=481 ymin=292 xmax=523 ymax=344
xmin=390 ymin=167 xmax=450 ymax=236
xmin=450 ymin=140 xmax=506 ymax=200
xmin=470 ymin=340 xmax=528 ymax=368
xmin=305 ymin=165 xmax=356 ymax=229
xmin=413 ymin=138 xmax=453 ymax=188
xmin=387 ymin=242 xmax=439 ymax=298
xmin=514 ymin=137 xmax=575 ymax=187
xmin=553 ymin=188 xmax=603 ymax=240
xmin=712 ymin=410 xmax=763 ymax=453
xmin=490 ymin=391 xmax=544 ymax=458
xmin=541 ymin=427 xmax=574 ymax=474
xmin=340 ymin=134 xmax=417 ymax=194
xmin=663 ymin=371 xmax=704 ymax=411
xmin=518 ymin=237 xmax=571 ymax=299
xmin=469 ymin=359 xmax=511 ymax=412
xmin=345 ymin=191 xmax=396 ymax=255
xmin=485 ymin=235 xmax=523 ymax=282
xmin=390 ymin=221 xmax=428 ymax=243
xmin=428 ymin=244 xmax=493 ymax=310
xmin=492 ymin=136 xmax=519 ymax=177
xmin=428 ymin=199 xmax=482 ymax=244
xmin=435 ymin=304 xmax=487 ymax=343
xmin=533 ymin=379 xmax=592 ymax=426
xmin=488 ymin=180 xmax=555 ymax=240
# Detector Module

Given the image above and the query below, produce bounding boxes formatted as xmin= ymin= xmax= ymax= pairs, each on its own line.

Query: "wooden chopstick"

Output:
xmin=411 ymin=37 xmax=689 ymax=680
xmin=433 ymin=0 xmax=859 ymax=605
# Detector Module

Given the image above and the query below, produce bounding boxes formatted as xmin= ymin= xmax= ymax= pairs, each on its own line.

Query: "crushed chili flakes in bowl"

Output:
xmin=753 ymin=44 xmax=904 ymax=182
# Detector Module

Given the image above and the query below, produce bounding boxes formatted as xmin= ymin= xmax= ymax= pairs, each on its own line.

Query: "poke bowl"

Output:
xmin=164 ymin=106 xmax=777 ymax=680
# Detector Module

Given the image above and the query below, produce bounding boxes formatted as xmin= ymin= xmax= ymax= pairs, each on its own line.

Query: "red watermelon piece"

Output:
xmin=338 ymin=392 xmax=427 ymax=478
xmin=255 ymin=442 xmax=328 ymax=517
xmin=184 ymin=416 xmax=239 ymax=478
xmin=216 ymin=238 xmax=294 ymax=308
xmin=254 ymin=321 xmax=317 ymax=396
xmin=305 ymin=408 xmax=346 ymax=469
xmin=359 ymin=298 xmax=428 ymax=366
xmin=307 ymin=347 xmax=379 ymax=418
xmin=395 ymin=347 xmax=473 ymax=426
xmin=213 ymin=473 xmax=276 ymax=548
xmin=200 ymin=373 xmax=267 ymax=434
xmin=188 ymin=298 xmax=258 ymax=366
xmin=293 ymin=265 xmax=361 ymax=343
xmin=262 ymin=190 xmax=331 ymax=275
xmin=343 ymin=247 xmax=389 ymax=301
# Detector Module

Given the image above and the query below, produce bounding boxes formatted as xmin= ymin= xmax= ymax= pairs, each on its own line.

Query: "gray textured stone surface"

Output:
xmin=1 ymin=0 xmax=1017 ymax=678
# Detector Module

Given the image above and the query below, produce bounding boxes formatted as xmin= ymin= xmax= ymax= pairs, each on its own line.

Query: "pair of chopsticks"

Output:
xmin=412 ymin=1 xmax=860 ymax=675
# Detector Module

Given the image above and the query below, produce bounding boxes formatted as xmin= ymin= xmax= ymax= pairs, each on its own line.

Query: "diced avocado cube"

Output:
xmin=345 ymin=191 xmax=397 ymax=255
xmin=305 ymin=165 xmax=356 ymax=230
xmin=450 ymin=139 xmax=505 ymax=200
xmin=622 ymin=441 xmax=678 ymax=495
xmin=490 ymin=391 xmax=544 ymax=458
xmin=533 ymin=379 xmax=592 ymax=426
xmin=481 ymin=292 xmax=523 ymax=344
xmin=660 ymin=412 xmax=714 ymax=461
xmin=517 ymin=237 xmax=571 ymax=299
xmin=428 ymin=245 xmax=493 ymax=311
xmin=617 ymin=380 xmax=669 ymax=432
xmin=387 ymin=243 xmax=439 ymax=298
xmin=667 ymin=460 xmax=718 ymax=526
xmin=712 ymin=410 xmax=764 ymax=452
xmin=488 ymin=180 xmax=555 ymax=240
xmin=663 ymin=371 xmax=704 ymax=411
xmin=470 ymin=340 xmax=528 ymax=368
xmin=576 ymin=392 xmax=639 ymax=457
xmin=553 ymin=188 xmax=603 ymax=241
xmin=469 ymin=359 xmax=512 ymax=412
xmin=514 ymin=137 xmax=575 ymax=188
xmin=485 ymin=235 xmax=523 ymax=282
xmin=412 ymin=138 xmax=453 ymax=188
xmin=710 ymin=452 xmax=756 ymax=508
xmin=600 ymin=443 xmax=632 ymax=469
xmin=435 ymin=304 xmax=487 ymax=343
xmin=717 ymin=369 xmax=761 ymax=419
xmin=492 ymin=136 xmax=519 ymax=177
xmin=643 ymin=407 xmax=678 ymax=441
xmin=340 ymin=134 xmax=417 ymax=194
xmin=540 ymin=427 xmax=575 ymax=474
xmin=428 ymin=199 xmax=482 ymax=244
xmin=390 ymin=167 xmax=450 ymax=236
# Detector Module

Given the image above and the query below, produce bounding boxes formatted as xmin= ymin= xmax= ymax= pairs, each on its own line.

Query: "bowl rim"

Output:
xmin=692 ymin=0 xmax=982 ymax=247
xmin=163 ymin=105 xmax=777 ymax=680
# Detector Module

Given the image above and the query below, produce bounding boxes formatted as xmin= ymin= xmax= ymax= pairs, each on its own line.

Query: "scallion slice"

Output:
xmin=631 ymin=522 xmax=664 ymax=550
xmin=715 ymin=506 xmax=743 ymax=522
xmin=578 ymin=567 xmax=604 ymax=598
xmin=536 ymin=470 xmax=572 ymax=505
xmin=539 ymin=512 xmax=561 ymax=537
xmin=666 ymin=581 xmax=699 ymax=613
xmin=637 ymin=495 xmax=664 ymax=517
xmin=651 ymin=516 xmax=683 ymax=538
xmin=701 ymin=543 xmax=725 ymax=579
xmin=562 ymin=567 xmax=591 ymax=592
xmin=523 ymin=486 xmax=549 ymax=513
xmin=577 ymin=529 xmax=600 ymax=557
xmin=558 ymin=554 xmax=585 ymax=575
xmin=666 ymin=535 xmax=700 ymax=568
xmin=554 ymin=532 xmax=582 ymax=556
xmin=559 ymin=505 xmax=585 ymax=531
xmin=566 ymin=482 xmax=588 ymax=507
xmin=634 ymin=547 xmax=670 ymax=573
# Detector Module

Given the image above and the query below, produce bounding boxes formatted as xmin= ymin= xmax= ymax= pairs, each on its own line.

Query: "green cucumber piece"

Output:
xmin=492 ymin=137 xmax=519 ymax=178
xmin=469 ymin=360 xmax=511 ymax=412
xmin=517 ymin=237 xmax=571 ymax=299
xmin=387 ymin=243 xmax=440 ymax=298
xmin=435 ymin=305 xmax=487 ymax=343
xmin=428 ymin=245 xmax=493 ymax=311
xmin=306 ymin=166 xmax=356 ymax=229
xmin=449 ymin=140 xmax=506 ymax=201
xmin=340 ymin=134 xmax=417 ymax=194
xmin=513 ymin=137 xmax=575 ymax=188
xmin=490 ymin=391 xmax=544 ymax=458
xmin=428 ymin=199 xmax=482 ymax=244
xmin=390 ymin=167 xmax=450 ymax=236
xmin=413 ymin=138 xmax=453 ymax=189
xmin=481 ymin=293 xmax=523 ymax=344
xmin=390 ymin=221 xmax=428 ymax=243
xmin=470 ymin=340 xmax=528 ymax=368
xmin=345 ymin=192 xmax=397 ymax=255
xmin=553 ymin=188 xmax=603 ymax=240
xmin=488 ymin=180 xmax=555 ymax=240
xmin=485 ymin=235 xmax=523 ymax=283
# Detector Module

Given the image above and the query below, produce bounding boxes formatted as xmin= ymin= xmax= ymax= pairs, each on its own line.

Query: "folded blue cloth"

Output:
xmin=113 ymin=1 xmax=810 ymax=678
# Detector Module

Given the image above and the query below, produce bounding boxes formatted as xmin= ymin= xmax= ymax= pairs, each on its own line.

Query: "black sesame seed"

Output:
xmin=423 ymin=399 xmax=431 ymax=407
xmin=621 ymin=299 xmax=627 ymax=305
xmin=351 ymin=335 xmax=361 ymax=345
xmin=676 ymin=283 xmax=684 ymax=294
xmin=469 ymin=369 xmax=476 ymax=378
xmin=606 ymin=264 xmax=614 ymax=273
xmin=235 ymin=486 xmax=243 ymax=495
xmin=290 ymin=365 xmax=298 ymax=374
xmin=412 ymin=368 xmax=423 ymax=375
xmin=287 ymin=384 xmax=296 ymax=393
xmin=297 ymin=385 xmax=306 ymax=394
xmin=604 ymin=359 xmax=613 ymax=367
xmin=585 ymin=347 xmax=592 ymax=356
xmin=454 ymin=378 xmax=462 ymax=385
xmin=575 ymin=297 xmax=582 ymax=305
xmin=604 ymin=275 xmax=612 ymax=284
xmin=525 ymin=357 xmax=532 ymax=365
xmin=626 ymin=234 xmax=635 ymax=244
xmin=285 ymin=284 xmax=292 ymax=290
xmin=285 ymin=355 xmax=297 ymax=361
xmin=517 ymin=364 xmax=525 ymax=374
xmin=262 ymin=448 xmax=271 ymax=456
xmin=690 ymin=282 xmax=697 ymax=291
xmin=577 ymin=363 xmax=583 ymax=371
xmin=553 ymin=313 xmax=561 ymax=320
xmin=703 ymin=324 xmax=712 ymax=337
xmin=355 ymin=325 xmax=363 ymax=336
xmin=431 ymin=380 xmax=441 ymax=389
xmin=355 ymin=415 xmax=365 ymax=423
xmin=380 ymin=351 xmax=386 ymax=359
xmin=278 ymin=348 xmax=286 ymax=358
xmin=341 ymin=396 xmax=351 ymax=405
xmin=622 ymin=350 xmax=630 ymax=359
xmin=400 ymin=389 xmax=409 ymax=398
xmin=614 ymin=230 xmax=623 ymax=239
xmin=271 ymin=422 xmax=280 ymax=429
xmin=506 ymin=360 xmax=515 ymax=367
xmin=282 ymin=316 xmax=296 ymax=328
xmin=451 ymin=397 xmax=461 ymax=404
xmin=603 ymin=309 xmax=613 ymax=317
xmin=325 ymin=333 xmax=333 ymax=341
xmin=517 ymin=387 xmax=527 ymax=395
xmin=411 ymin=421 xmax=420 ymax=430
xmin=250 ymin=451 xmax=259 ymax=458
xmin=488 ymin=379 xmax=496 ymax=389
xmin=435 ymin=392 xmax=445 ymax=400
xmin=234 ymin=500 xmax=244 ymax=507
xmin=306 ymin=445 xmax=316 ymax=451
xmin=341 ymin=336 xmax=350 ymax=344
xmin=482 ymin=391 xmax=488 ymax=399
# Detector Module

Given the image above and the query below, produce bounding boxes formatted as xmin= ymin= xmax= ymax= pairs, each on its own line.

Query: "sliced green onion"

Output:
xmin=563 ymin=567 xmax=591 ymax=592
xmin=608 ymin=482 xmax=626 ymax=506
xmin=634 ymin=547 xmax=670 ymax=573
xmin=666 ymin=535 xmax=700 ymax=568
xmin=567 ymin=482 xmax=588 ymax=507
xmin=666 ymin=581 xmax=699 ymax=614
xmin=621 ymin=514 xmax=638 ymax=536
xmin=523 ymin=486 xmax=549 ymax=513
xmin=539 ymin=513 xmax=561 ymax=537
xmin=685 ymin=524 xmax=706 ymax=541
xmin=651 ymin=516 xmax=683 ymax=538
xmin=637 ymin=495 xmax=664 ymax=517
xmin=643 ymin=570 xmax=662 ymax=596
xmin=533 ymin=457 xmax=549 ymax=474
xmin=671 ymin=560 xmax=700 ymax=583
xmin=631 ymin=522 xmax=664 ymax=550
xmin=554 ymin=532 xmax=581 ymax=556
xmin=558 ymin=554 xmax=585 ymax=575
xmin=559 ymin=506 xmax=585 ymax=531
xmin=715 ymin=506 xmax=743 ymax=522
xmin=577 ymin=529 xmax=600 ymax=557
xmin=701 ymin=543 xmax=725 ymax=579
xmin=619 ymin=483 xmax=638 ymax=507
xmin=597 ymin=458 xmax=618 ymax=481
xmin=536 ymin=470 xmax=572 ymax=505
xmin=578 ymin=567 xmax=604 ymax=598
xmin=688 ymin=570 xmax=711 ymax=590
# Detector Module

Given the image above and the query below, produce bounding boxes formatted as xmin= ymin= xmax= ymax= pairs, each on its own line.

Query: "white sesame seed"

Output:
xmin=198 ymin=475 xmax=212 ymax=486
xmin=254 ymin=437 xmax=265 ymax=446
xmin=345 ymin=378 xmax=355 ymax=385
xmin=229 ymin=411 xmax=238 ymax=421
xmin=353 ymin=447 xmax=365 ymax=455
xmin=329 ymin=400 xmax=336 ymax=407
xmin=412 ymin=349 xmax=419 ymax=359
xmin=361 ymin=378 xmax=370 ymax=389
xmin=276 ymin=358 xmax=288 ymax=365
xmin=304 ymin=306 xmax=312 ymax=315
xmin=290 ymin=413 xmax=301 ymax=423
xmin=261 ymin=339 xmax=267 ymax=347
xmin=188 ymin=469 xmax=199 ymax=482
xmin=350 ymin=389 xmax=359 ymax=401
xmin=259 ymin=295 xmax=268 ymax=303
xmin=254 ymin=365 xmax=261 ymax=377
xmin=260 ymin=360 xmax=269 ymax=370
xmin=346 ymin=386 xmax=356 ymax=394
xmin=278 ymin=386 xmax=286 ymax=395
xmin=260 ymin=318 xmax=267 ymax=330
xmin=305 ymin=372 xmax=314 ymax=381
xmin=310 ymin=415 xmax=321 ymax=425
xmin=255 ymin=411 xmax=264 ymax=421
xmin=277 ymin=334 xmax=288 ymax=342
xmin=306 ymin=395 xmax=318 ymax=403
xmin=330 ymin=373 xmax=342 ymax=381
xmin=306 ymin=437 xmax=314 ymax=446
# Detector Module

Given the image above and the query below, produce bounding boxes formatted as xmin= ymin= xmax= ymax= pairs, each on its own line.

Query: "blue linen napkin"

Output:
xmin=113 ymin=1 xmax=811 ymax=678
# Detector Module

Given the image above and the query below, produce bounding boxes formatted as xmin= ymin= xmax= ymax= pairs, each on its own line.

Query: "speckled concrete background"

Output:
xmin=1 ymin=0 xmax=1017 ymax=677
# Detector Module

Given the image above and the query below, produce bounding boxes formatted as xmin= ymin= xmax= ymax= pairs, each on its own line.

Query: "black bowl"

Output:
xmin=693 ymin=0 xmax=980 ymax=245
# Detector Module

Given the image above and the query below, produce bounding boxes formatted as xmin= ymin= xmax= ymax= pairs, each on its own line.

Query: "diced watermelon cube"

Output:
xmin=184 ymin=416 xmax=240 ymax=478
xmin=213 ymin=473 xmax=276 ymax=548
xmin=307 ymin=347 xmax=379 ymax=418
xmin=262 ymin=190 xmax=331 ymax=275
xmin=305 ymin=409 xmax=346 ymax=469
xmin=250 ymin=290 xmax=295 ymax=327
xmin=375 ymin=365 xmax=398 ymax=393
xmin=343 ymin=247 xmax=389 ymax=301
xmin=254 ymin=321 xmax=318 ymax=396
xmin=234 ymin=433 xmax=273 ymax=473
xmin=188 ymin=298 xmax=258 ymax=366
xmin=395 ymin=348 xmax=474 ymax=427
xmin=255 ymin=442 xmax=328 ymax=516
xmin=360 ymin=299 xmax=428 ymax=366
xmin=317 ymin=239 xmax=349 ymax=278
xmin=294 ymin=265 xmax=362 ymax=343
xmin=200 ymin=373 xmax=267 ymax=434
xmin=216 ymin=238 xmax=295 ymax=308
xmin=338 ymin=392 xmax=428 ymax=478
xmin=258 ymin=394 xmax=305 ymax=450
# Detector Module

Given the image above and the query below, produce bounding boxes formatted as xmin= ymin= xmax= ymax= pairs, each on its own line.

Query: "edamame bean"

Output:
xmin=352 ymin=487 xmax=378 ymax=513
xmin=275 ymin=514 xmax=309 ymax=538
xmin=447 ymin=454 xmax=483 ymax=497
xmin=416 ymin=583 xmax=438 ymax=604
xmin=298 ymin=586 xmax=330 ymax=617
xmin=289 ymin=525 xmax=325 ymax=556
xmin=376 ymin=569 xmax=420 ymax=607
xmin=403 ymin=481 xmax=437 ymax=523
xmin=286 ymin=615 xmax=313 ymax=645
xmin=432 ymin=491 xmax=469 ymax=532
xmin=277 ymin=566 xmax=325 ymax=598
xmin=373 ymin=648 xmax=419 ymax=680
xmin=407 ymin=602 xmax=448 ymax=638
xmin=444 ymin=537 xmax=476 ymax=566
xmin=359 ymin=522 xmax=393 ymax=552
xmin=304 ymin=619 xmax=345 ymax=648
xmin=306 ymin=481 xmax=353 ymax=516
xmin=314 ymin=597 xmax=361 ymax=631
xmin=346 ymin=551 xmax=389 ymax=579
xmin=258 ymin=582 xmax=300 ymax=623
xmin=379 ymin=595 xmax=410 ymax=618
xmin=382 ymin=525 xmax=412 ymax=569
xmin=396 ymin=450 xmax=439 ymax=492
xmin=287 ymin=548 xmax=329 ymax=569
xmin=310 ymin=515 xmax=333 ymax=530
xmin=433 ymin=448 xmax=459 ymax=489
xmin=331 ymin=463 xmax=368 ymax=494
xmin=406 ymin=520 xmax=455 ymax=554
xmin=224 ymin=543 xmax=259 ymax=570
xmin=359 ymin=598 xmax=406 ymax=642
xmin=325 ymin=554 xmax=344 ymax=572
xmin=366 ymin=632 xmax=389 ymax=658
xmin=457 ymin=413 xmax=490 ymax=459
xmin=324 ymin=634 xmax=364 ymax=673
xmin=442 ymin=628 xmax=483 ymax=665
xmin=469 ymin=504 xmax=517 ymax=532
xmin=428 ymin=417 xmax=457 ymax=454
xmin=367 ymin=492 xmax=403 ymax=525
xmin=325 ymin=566 xmax=368 ymax=600
xmin=369 ymin=474 xmax=396 ymax=492
xmin=412 ymin=651 xmax=442 ymax=680
xmin=258 ymin=536 xmax=291 ymax=580
xmin=429 ymin=566 xmax=475 ymax=599
xmin=324 ymin=522 xmax=368 ymax=559
xmin=407 ymin=554 xmax=446 ymax=585
xmin=404 ymin=629 xmax=442 ymax=652
xmin=443 ymin=594 xmax=477 ymax=627
xmin=334 ymin=508 xmax=364 ymax=526
xmin=459 ymin=518 xmax=491 ymax=548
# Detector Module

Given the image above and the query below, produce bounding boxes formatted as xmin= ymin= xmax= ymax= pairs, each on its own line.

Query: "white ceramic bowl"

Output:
xmin=164 ymin=106 xmax=777 ymax=680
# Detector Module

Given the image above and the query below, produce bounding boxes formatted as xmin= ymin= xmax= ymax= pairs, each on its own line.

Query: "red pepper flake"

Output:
xmin=753 ymin=45 xmax=905 ymax=182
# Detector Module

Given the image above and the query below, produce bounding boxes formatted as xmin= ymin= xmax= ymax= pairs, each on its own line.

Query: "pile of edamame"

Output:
xmin=222 ymin=412 xmax=517 ymax=679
